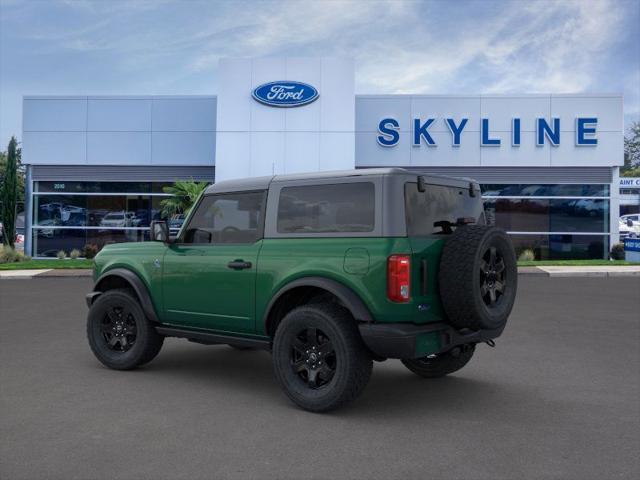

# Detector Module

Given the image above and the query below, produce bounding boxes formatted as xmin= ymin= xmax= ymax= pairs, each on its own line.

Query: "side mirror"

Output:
xmin=150 ymin=220 xmax=169 ymax=243
xmin=627 ymin=219 xmax=634 ymax=227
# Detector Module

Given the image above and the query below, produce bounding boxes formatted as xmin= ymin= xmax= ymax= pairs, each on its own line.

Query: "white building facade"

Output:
xmin=21 ymin=57 xmax=623 ymax=259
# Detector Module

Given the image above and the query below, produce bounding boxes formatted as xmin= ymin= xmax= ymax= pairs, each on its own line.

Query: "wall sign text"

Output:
xmin=377 ymin=117 xmax=598 ymax=147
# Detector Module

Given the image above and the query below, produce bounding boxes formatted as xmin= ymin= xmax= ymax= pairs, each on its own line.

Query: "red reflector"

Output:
xmin=387 ymin=255 xmax=411 ymax=303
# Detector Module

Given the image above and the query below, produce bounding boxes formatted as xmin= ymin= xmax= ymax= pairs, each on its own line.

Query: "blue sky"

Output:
xmin=0 ymin=0 xmax=638 ymax=147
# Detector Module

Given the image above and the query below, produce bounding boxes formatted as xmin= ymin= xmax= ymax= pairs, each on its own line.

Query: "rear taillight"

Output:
xmin=387 ymin=255 xmax=411 ymax=302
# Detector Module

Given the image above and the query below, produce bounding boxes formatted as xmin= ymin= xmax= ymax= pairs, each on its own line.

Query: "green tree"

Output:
xmin=1 ymin=137 xmax=18 ymax=247
xmin=0 ymin=143 xmax=24 ymax=203
xmin=622 ymin=121 xmax=640 ymax=177
xmin=160 ymin=179 xmax=209 ymax=217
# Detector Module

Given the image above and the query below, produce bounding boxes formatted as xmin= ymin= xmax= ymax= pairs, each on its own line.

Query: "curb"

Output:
xmin=517 ymin=267 xmax=548 ymax=276
xmin=37 ymin=269 xmax=93 ymax=278
xmin=518 ymin=266 xmax=640 ymax=277
xmin=0 ymin=269 xmax=92 ymax=279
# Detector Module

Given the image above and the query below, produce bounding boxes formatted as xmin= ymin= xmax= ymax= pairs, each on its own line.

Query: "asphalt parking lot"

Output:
xmin=1 ymin=276 xmax=639 ymax=480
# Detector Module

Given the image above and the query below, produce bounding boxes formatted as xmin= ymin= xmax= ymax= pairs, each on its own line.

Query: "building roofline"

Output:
xmin=23 ymin=95 xmax=217 ymax=100
xmin=355 ymin=93 xmax=623 ymax=99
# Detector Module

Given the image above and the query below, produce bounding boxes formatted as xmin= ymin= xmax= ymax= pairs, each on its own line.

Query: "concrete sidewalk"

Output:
xmin=0 ymin=269 xmax=92 ymax=279
xmin=535 ymin=265 xmax=640 ymax=277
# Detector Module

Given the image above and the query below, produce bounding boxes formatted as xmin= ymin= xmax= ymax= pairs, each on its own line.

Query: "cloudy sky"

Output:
xmin=0 ymin=0 xmax=638 ymax=146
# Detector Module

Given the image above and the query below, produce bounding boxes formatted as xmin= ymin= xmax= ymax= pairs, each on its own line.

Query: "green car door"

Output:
xmin=161 ymin=191 xmax=266 ymax=333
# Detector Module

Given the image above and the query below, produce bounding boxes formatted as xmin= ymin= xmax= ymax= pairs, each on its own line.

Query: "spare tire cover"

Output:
xmin=438 ymin=225 xmax=517 ymax=330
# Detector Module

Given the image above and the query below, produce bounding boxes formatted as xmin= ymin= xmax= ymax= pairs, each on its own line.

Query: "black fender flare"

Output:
xmin=90 ymin=268 xmax=160 ymax=323
xmin=263 ymin=276 xmax=373 ymax=333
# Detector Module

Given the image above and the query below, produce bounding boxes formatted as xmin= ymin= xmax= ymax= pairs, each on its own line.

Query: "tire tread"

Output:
xmin=438 ymin=225 xmax=517 ymax=330
xmin=273 ymin=302 xmax=372 ymax=412
xmin=87 ymin=288 xmax=163 ymax=370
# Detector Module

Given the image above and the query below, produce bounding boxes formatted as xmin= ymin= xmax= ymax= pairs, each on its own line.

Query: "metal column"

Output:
xmin=24 ymin=164 xmax=33 ymax=257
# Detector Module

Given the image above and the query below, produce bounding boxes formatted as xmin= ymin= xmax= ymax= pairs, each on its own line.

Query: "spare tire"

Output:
xmin=438 ymin=225 xmax=517 ymax=330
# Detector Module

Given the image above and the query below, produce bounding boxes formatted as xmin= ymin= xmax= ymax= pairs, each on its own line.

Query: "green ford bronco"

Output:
xmin=86 ymin=168 xmax=517 ymax=412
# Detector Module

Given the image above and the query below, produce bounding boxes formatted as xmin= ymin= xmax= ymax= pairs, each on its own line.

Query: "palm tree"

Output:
xmin=160 ymin=179 xmax=209 ymax=218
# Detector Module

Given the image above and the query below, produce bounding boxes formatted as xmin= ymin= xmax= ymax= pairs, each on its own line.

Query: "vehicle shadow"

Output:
xmin=141 ymin=342 xmax=282 ymax=395
xmin=133 ymin=341 xmax=536 ymax=419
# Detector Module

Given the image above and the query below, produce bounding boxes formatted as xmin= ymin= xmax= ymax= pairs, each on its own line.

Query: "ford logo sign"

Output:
xmin=252 ymin=81 xmax=319 ymax=108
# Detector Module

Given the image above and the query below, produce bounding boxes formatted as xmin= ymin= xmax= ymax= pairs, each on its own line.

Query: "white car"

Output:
xmin=619 ymin=217 xmax=640 ymax=239
xmin=0 ymin=222 xmax=24 ymax=248
xmin=14 ymin=233 xmax=24 ymax=252
xmin=100 ymin=211 xmax=137 ymax=228
xmin=620 ymin=214 xmax=640 ymax=227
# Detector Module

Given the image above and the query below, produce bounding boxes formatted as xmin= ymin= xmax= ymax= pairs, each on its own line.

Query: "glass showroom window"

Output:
xmin=481 ymin=184 xmax=610 ymax=260
xmin=31 ymin=182 xmax=173 ymax=257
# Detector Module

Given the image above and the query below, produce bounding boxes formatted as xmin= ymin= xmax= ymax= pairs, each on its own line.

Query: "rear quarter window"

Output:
xmin=405 ymin=182 xmax=484 ymax=236
xmin=277 ymin=182 xmax=375 ymax=234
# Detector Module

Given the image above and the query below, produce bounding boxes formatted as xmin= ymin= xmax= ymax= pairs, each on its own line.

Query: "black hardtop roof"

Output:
xmin=204 ymin=168 xmax=476 ymax=194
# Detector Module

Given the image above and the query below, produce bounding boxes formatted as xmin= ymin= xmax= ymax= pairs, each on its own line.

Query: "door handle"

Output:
xmin=227 ymin=260 xmax=252 ymax=270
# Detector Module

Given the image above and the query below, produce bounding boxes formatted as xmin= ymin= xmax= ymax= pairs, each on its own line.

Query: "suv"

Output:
xmin=86 ymin=168 xmax=517 ymax=412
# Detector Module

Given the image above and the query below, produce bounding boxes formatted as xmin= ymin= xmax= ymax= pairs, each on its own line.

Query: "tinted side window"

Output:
xmin=182 ymin=192 xmax=265 ymax=244
xmin=277 ymin=183 xmax=375 ymax=234
xmin=405 ymin=183 xmax=484 ymax=236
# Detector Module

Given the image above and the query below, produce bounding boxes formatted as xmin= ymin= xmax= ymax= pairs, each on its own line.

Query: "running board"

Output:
xmin=156 ymin=326 xmax=271 ymax=350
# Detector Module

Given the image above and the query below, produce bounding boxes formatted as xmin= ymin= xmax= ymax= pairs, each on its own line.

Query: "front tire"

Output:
xmin=402 ymin=345 xmax=475 ymax=378
xmin=87 ymin=289 xmax=164 ymax=370
xmin=272 ymin=303 xmax=372 ymax=412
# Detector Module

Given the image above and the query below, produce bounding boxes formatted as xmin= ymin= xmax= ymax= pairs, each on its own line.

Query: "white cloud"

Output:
xmin=186 ymin=0 xmax=411 ymax=72
xmin=353 ymin=0 xmax=628 ymax=95
xmin=1 ymin=0 xmax=637 ymax=144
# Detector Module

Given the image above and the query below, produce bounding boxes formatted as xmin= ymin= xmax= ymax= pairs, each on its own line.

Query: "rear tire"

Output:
xmin=87 ymin=289 xmax=164 ymax=370
xmin=272 ymin=303 xmax=372 ymax=412
xmin=402 ymin=345 xmax=475 ymax=378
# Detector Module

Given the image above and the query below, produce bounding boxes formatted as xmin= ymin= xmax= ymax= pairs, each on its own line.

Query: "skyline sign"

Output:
xmin=377 ymin=117 xmax=599 ymax=148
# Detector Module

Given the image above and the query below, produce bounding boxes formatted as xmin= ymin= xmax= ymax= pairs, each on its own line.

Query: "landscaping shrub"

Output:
xmin=0 ymin=245 xmax=18 ymax=263
xmin=83 ymin=244 xmax=99 ymax=259
xmin=518 ymin=249 xmax=536 ymax=261
xmin=69 ymin=249 xmax=82 ymax=259
xmin=56 ymin=250 xmax=67 ymax=260
xmin=0 ymin=245 xmax=32 ymax=264
xmin=610 ymin=243 xmax=625 ymax=260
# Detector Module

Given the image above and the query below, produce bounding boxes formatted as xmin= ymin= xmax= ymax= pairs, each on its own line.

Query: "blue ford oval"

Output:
xmin=252 ymin=81 xmax=319 ymax=107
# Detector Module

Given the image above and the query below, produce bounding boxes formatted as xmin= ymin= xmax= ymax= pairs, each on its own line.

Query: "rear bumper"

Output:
xmin=358 ymin=321 xmax=504 ymax=360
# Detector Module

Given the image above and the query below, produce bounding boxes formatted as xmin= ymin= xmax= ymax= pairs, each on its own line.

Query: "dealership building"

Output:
xmin=21 ymin=57 xmax=624 ymax=259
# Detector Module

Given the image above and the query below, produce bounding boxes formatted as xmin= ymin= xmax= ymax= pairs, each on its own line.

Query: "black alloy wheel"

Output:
xmin=479 ymin=246 xmax=506 ymax=308
xmin=101 ymin=305 xmax=137 ymax=352
xmin=291 ymin=327 xmax=337 ymax=389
